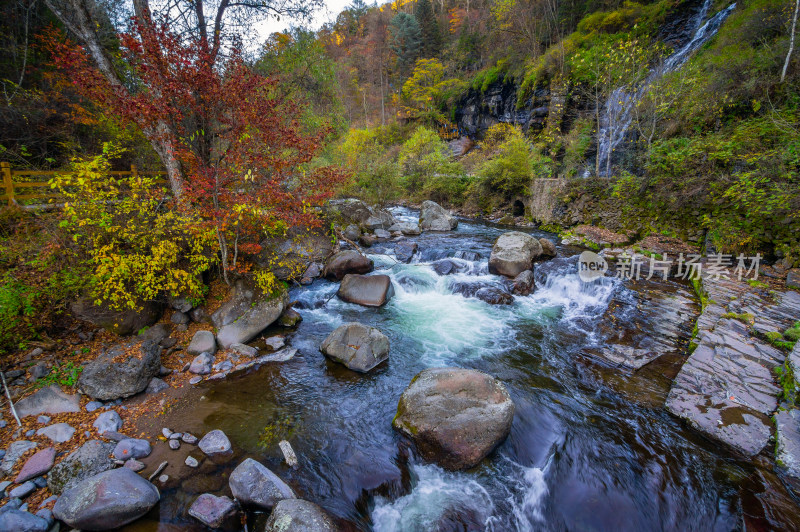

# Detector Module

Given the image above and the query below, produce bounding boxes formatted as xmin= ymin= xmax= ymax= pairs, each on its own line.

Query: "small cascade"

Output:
xmin=592 ymin=0 xmax=737 ymax=176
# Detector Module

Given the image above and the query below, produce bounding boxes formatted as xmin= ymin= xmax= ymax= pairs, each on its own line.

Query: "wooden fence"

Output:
xmin=1 ymin=162 xmax=167 ymax=207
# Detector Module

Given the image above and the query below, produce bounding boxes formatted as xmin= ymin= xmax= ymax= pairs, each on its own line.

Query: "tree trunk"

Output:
xmin=782 ymin=0 xmax=799 ymax=82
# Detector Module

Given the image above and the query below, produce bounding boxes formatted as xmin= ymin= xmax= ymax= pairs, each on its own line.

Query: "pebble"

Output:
xmin=19 ymin=503 xmax=27 ymax=512
xmin=85 ymin=401 xmax=103 ymax=413
xmin=35 ymin=508 xmax=54 ymax=525
xmin=158 ymin=474 xmax=169 ymax=483
xmin=161 ymin=428 xmax=173 ymax=438
xmin=0 ymin=421 xmax=6 ymax=429
xmin=1 ymin=499 xmax=22 ymax=512
xmin=124 ymin=459 xmax=146 ymax=472
xmin=39 ymin=495 xmax=57 ymax=508
xmin=0 ymin=450 xmax=4 ymax=460
xmin=9 ymin=481 xmax=35 ymax=498
xmin=0 ymin=480 xmax=10 ymax=493
xmin=189 ymin=376 xmax=202 ymax=385
xmin=169 ymin=440 xmax=180 ymax=450
xmin=169 ymin=432 xmax=182 ymax=440
xmin=29 ymin=348 xmax=43 ymax=358
xmin=36 ymin=416 xmax=50 ymax=424
xmin=182 ymin=433 xmax=198 ymax=445
xmin=185 ymin=456 xmax=199 ymax=468
xmin=25 ymin=430 xmax=35 ymax=438
xmin=33 ymin=477 xmax=47 ymax=488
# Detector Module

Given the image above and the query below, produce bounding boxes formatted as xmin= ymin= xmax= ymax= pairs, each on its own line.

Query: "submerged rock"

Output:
xmin=47 ymin=440 xmax=116 ymax=494
xmin=229 ymin=458 xmax=295 ymax=510
xmin=78 ymin=340 xmax=161 ymax=400
xmin=388 ymin=222 xmax=421 ymax=236
xmin=393 ymin=368 xmax=515 ymax=470
xmin=323 ymin=250 xmax=374 ymax=281
xmin=189 ymin=493 xmax=237 ymax=528
xmin=52 ymin=468 xmax=160 ymax=530
xmin=198 ymin=430 xmax=232 ymax=457
xmin=488 ymin=231 xmax=543 ymax=278
xmin=511 ymin=270 xmax=535 ymax=296
xmin=419 ymin=200 xmax=458 ymax=231
xmin=394 ymin=241 xmax=418 ymax=263
xmin=264 ymin=499 xmax=339 ymax=532
xmin=337 ymin=274 xmax=395 ymax=307
xmin=320 ymin=323 xmax=389 ymax=373
xmin=775 ymin=406 xmax=800 ymax=479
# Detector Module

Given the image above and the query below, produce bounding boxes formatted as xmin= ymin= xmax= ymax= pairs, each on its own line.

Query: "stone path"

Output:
xmin=666 ymin=274 xmax=800 ymax=456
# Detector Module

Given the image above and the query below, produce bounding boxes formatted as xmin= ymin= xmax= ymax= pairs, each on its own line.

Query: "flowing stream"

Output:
xmin=593 ymin=0 xmax=737 ymax=176
xmin=133 ymin=207 xmax=800 ymax=531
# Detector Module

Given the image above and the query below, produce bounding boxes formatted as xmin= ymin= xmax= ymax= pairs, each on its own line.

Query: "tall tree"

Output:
xmin=415 ymin=0 xmax=441 ymax=58
xmin=389 ymin=12 xmax=422 ymax=77
xmin=43 ymin=0 xmax=323 ymax=199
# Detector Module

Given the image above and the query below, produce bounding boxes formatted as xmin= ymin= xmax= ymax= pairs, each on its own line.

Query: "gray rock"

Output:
xmin=393 ymin=368 xmax=515 ymax=470
xmin=24 ymin=430 xmax=35 ymax=438
xmin=538 ymin=237 xmax=557 ymax=257
xmin=189 ymin=353 xmax=214 ymax=375
xmin=229 ymin=458 xmax=295 ymax=510
xmin=324 ymin=198 xmax=372 ymax=226
xmin=189 ymin=376 xmax=202 ymax=385
xmin=511 ymin=270 xmax=535 ymax=296
xmin=0 ymin=510 xmax=50 ymax=532
xmin=187 ymin=330 xmax=217 ymax=357
xmin=145 ymin=377 xmax=169 ymax=394
xmin=188 ymin=493 xmax=237 ymax=528
xmin=36 ymin=416 xmax=50 ymax=425
xmin=190 ymin=307 xmax=211 ymax=324
xmin=9 ymin=481 xmax=35 ymax=498
xmin=158 ymin=474 xmax=169 ymax=483
xmin=394 ymin=241 xmax=418 ymax=263
xmin=170 ymin=311 xmax=190 ymax=325
xmin=198 ymin=430 xmax=231 ymax=457
xmin=320 ymin=323 xmax=389 ymax=373
xmin=264 ymin=336 xmax=285 ymax=350
xmin=182 ymin=433 xmax=198 ymax=445
xmin=373 ymin=228 xmax=391 ymax=239
xmin=215 ymin=288 xmax=288 ymax=349
xmin=47 ymin=440 xmax=116 ymax=494
xmin=71 ymin=297 xmax=163 ymax=336
xmin=78 ymin=340 xmax=161 ymax=401
xmin=15 ymin=447 xmax=56 ymax=484
xmin=1 ymin=442 xmax=38 ymax=476
xmin=775 ymin=407 xmax=800 ymax=478
xmin=0 ymin=499 xmax=21 ymax=513
xmin=388 ymin=222 xmax=421 ymax=236
xmin=364 ymin=208 xmax=396 ymax=231
xmin=230 ymin=343 xmax=258 ymax=357
xmin=786 ymin=268 xmax=800 ymax=290
xmin=124 ymin=459 xmax=145 ymax=472
xmin=34 ymin=509 xmax=53 ymax=526
xmin=14 ymin=386 xmax=80 ymax=418
xmin=85 ymin=401 xmax=103 ymax=413
xmin=278 ymin=308 xmax=302 ymax=328
xmin=161 ymin=428 xmax=173 ymax=438
xmin=137 ymin=323 xmax=171 ymax=344
xmin=113 ymin=439 xmax=151 ymax=460
xmin=343 ymin=224 xmax=360 ymax=241
xmin=169 ymin=440 xmax=180 ymax=450
xmin=488 ymin=231 xmax=543 ymax=278
xmin=419 ymin=200 xmax=458 ymax=231
xmin=29 ymin=364 xmax=49 ymax=380
xmin=263 ymin=499 xmax=339 ymax=532
xmin=52 ymin=468 xmax=160 ymax=530
xmin=93 ymin=411 xmax=122 ymax=435
xmin=337 ymin=274 xmax=395 ymax=307
xmin=185 ymin=456 xmax=199 ymax=468
xmin=169 ymin=432 xmax=182 ymax=440
xmin=322 ymin=250 xmax=374 ymax=281
xmin=168 ymin=295 xmax=193 ymax=313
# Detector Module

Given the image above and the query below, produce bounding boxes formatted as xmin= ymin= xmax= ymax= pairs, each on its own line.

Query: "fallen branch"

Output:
xmin=0 ymin=371 xmax=22 ymax=427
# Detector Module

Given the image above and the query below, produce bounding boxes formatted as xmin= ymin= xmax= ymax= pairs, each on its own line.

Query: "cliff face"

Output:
xmin=454 ymin=82 xmax=550 ymax=138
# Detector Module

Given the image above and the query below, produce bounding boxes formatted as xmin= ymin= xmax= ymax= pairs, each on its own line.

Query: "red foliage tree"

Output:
xmin=44 ymin=16 xmax=346 ymax=282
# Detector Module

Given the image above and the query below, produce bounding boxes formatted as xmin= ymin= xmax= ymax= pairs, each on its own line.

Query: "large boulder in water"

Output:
xmin=337 ymin=274 xmax=395 ymax=307
xmin=488 ymin=231 xmax=543 ymax=278
xmin=264 ymin=499 xmax=339 ymax=532
xmin=52 ymin=468 xmax=160 ymax=530
xmin=419 ymin=200 xmax=458 ymax=231
xmin=364 ymin=208 xmax=396 ymax=231
xmin=229 ymin=458 xmax=295 ymax=510
xmin=538 ymin=237 xmax=557 ymax=258
xmin=393 ymin=368 xmax=514 ymax=470
xmin=323 ymin=250 xmax=374 ymax=281
xmin=71 ymin=298 xmax=163 ymax=336
xmin=320 ymin=323 xmax=389 ymax=373
xmin=78 ymin=340 xmax=161 ymax=400
xmin=212 ymin=281 xmax=288 ymax=349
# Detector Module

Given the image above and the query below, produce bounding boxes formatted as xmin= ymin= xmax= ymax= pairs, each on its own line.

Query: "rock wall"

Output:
xmin=455 ymin=81 xmax=550 ymax=138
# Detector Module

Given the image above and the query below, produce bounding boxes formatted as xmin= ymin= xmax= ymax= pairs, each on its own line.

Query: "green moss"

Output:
xmin=721 ymin=312 xmax=755 ymax=325
xmin=747 ymin=279 xmax=769 ymax=289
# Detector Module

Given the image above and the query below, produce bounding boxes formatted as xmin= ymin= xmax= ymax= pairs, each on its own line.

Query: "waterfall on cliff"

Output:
xmin=591 ymin=0 xmax=737 ymax=177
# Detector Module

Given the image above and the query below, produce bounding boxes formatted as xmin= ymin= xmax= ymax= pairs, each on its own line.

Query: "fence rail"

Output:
xmin=1 ymin=162 xmax=167 ymax=207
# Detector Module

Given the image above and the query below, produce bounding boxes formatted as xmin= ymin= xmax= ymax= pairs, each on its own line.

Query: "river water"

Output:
xmin=134 ymin=207 xmax=800 ymax=531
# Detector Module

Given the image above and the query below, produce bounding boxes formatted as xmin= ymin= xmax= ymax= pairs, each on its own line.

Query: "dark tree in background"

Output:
xmin=389 ymin=12 xmax=422 ymax=77
xmin=416 ymin=0 xmax=441 ymax=58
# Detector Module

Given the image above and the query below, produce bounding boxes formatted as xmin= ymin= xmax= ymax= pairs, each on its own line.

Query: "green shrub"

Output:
xmin=398 ymin=127 xmax=465 ymax=202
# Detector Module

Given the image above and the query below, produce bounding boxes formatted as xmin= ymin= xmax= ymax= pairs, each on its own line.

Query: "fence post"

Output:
xmin=1 ymin=162 xmax=13 ymax=207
